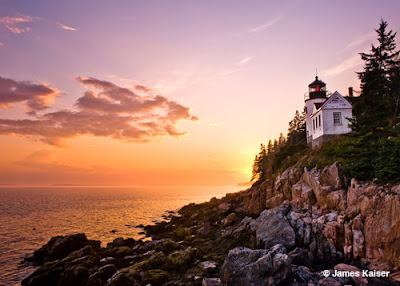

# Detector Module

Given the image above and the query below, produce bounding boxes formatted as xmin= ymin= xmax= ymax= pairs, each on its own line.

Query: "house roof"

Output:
xmin=314 ymin=102 xmax=325 ymax=109
xmin=311 ymin=91 xmax=352 ymax=118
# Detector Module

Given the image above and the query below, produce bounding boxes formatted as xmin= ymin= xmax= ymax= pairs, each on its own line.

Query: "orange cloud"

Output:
xmin=0 ymin=16 xmax=34 ymax=34
xmin=57 ymin=22 xmax=77 ymax=31
xmin=0 ymin=76 xmax=59 ymax=113
xmin=0 ymin=76 xmax=198 ymax=145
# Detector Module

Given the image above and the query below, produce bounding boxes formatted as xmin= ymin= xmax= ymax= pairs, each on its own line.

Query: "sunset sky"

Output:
xmin=0 ymin=1 xmax=399 ymax=186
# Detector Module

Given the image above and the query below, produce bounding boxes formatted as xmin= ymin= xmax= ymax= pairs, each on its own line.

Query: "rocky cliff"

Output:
xmin=22 ymin=162 xmax=400 ymax=286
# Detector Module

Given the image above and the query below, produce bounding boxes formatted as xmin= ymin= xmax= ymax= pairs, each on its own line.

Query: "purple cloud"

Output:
xmin=0 ymin=76 xmax=198 ymax=145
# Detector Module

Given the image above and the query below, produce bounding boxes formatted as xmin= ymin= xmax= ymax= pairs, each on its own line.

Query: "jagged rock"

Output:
xmin=202 ymin=277 xmax=222 ymax=286
xmin=343 ymin=221 xmax=353 ymax=262
xmin=253 ymin=205 xmax=296 ymax=249
xmin=303 ymin=164 xmax=347 ymax=211
xmin=346 ymin=179 xmax=382 ymax=219
xmin=364 ymin=193 xmax=400 ymax=268
xmin=243 ymin=182 xmax=267 ymax=216
xmin=323 ymin=221 xmax=345 ymax=249
xmin=291 ymin=180 xmax=317 ymax=210
xmin=221 ymin=244 xmax=292 ymax=286
xmin=351 ymin=215 xmax=365 ymax=260
xmin=319 ymin=162 xmax=346 ymax=190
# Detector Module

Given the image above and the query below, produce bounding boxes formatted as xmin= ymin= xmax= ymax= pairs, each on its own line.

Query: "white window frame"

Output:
xmin=333 ymin=112 xmax=342 ymax=125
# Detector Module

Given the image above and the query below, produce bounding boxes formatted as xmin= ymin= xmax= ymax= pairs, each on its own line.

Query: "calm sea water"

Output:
xmin=0 ymin=186 xmax=242 ymax=286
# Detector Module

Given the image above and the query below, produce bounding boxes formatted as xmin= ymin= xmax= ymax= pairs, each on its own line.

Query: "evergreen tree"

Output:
xmin=352 ymin=19 xmax=400 ymax=135
xmin=273 ymin=139 xmax=279 ymax=153
xmin=267 ymin=140 xmax=273 ymax=154
xmin=287 ymin=109 xmax=306 ymax=145
xmin=278 ymin=133 xmax=286 ymax=146
xmin=251 ymin=144 xmax=268 ymax=182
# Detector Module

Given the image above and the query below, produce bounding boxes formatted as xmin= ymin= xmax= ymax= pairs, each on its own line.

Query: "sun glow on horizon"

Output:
xmin=0 ymin=1 xmax=399 ymax=186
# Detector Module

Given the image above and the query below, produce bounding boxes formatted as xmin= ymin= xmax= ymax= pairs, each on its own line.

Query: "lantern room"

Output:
xmin=307 ymin=76 xmax=327 ymax=100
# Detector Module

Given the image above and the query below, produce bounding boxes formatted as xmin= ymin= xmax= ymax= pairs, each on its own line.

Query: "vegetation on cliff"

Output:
xmin=252 ymin=19 xmax=400 ymax=185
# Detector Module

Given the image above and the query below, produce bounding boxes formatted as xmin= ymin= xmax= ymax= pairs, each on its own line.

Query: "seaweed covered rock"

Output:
xmin=27 ymin=233 xmax=100 ymax=265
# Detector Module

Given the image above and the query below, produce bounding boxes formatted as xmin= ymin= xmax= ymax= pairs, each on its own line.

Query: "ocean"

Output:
xmin=0 ymin=186 xmax=243 ymax=285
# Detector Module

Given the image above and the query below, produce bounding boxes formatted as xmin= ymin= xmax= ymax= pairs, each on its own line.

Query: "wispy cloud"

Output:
xmin=0 ymin=76 xmax=198 ymax=146
xmin=0 ymin=16 xmax=35 ymax=34
xmin=237 ymin=56 xmax=253 ymax=66
xmin=249 ymin=15 xmax=283 ymax=33
xmin=345 ymin=32 xmax=375 ymax=49
xmin=57 ymin=22 xmax=77 ymax=31
xmin=323 ymin=54 xmax=362 ymax=77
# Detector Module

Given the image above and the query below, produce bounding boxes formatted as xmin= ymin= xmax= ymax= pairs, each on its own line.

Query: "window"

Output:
xmin=318 ymin=115 xmax=321 ymax=128
xmin=313 ymin=119 xmax=315 ymax=130
xmin=333 ymin=112 xmax=342 ymax=125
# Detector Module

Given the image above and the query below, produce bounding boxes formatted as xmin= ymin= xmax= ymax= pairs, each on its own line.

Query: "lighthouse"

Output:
xmin=304 ymin=76 xmax=353 ymax=147
xmin=305 ymin=76 xmax=328 ymax=144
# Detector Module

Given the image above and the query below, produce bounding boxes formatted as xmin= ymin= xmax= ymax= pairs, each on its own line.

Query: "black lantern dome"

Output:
xmin=307 ymin=76 xmax=327 ymax=100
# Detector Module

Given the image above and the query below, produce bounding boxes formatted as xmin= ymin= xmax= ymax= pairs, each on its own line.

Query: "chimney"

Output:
xmin=348 ymin=87 xmax=353 ymax=97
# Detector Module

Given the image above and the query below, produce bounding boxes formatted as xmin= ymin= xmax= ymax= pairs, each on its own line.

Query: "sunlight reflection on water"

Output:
xmin=0 ymin=186 xmax=243 ymax=285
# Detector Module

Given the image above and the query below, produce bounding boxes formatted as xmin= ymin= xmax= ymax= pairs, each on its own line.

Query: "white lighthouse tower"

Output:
xmin=305 ymin=76 xmax=328 ymax=144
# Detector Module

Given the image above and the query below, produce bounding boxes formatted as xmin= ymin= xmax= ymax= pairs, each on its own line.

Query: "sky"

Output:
xmin=0 ymin=0 xmax=399 ymax=186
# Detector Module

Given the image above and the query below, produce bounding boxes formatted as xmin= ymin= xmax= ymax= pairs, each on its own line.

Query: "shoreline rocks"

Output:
xmin=22 ymin=162 xmax=400 ymax=285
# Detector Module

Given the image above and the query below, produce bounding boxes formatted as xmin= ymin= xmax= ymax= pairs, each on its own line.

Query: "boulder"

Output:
xmin=253 ymin=205 xmax=296 ymax=249
xmin=168 ymin=249 xmax=193 ymax=267
xmin=220 ymin=244 xmax=292 ymax=286
xmin=30 ymin=233 xmax=97 ymax=265
xmin=97 ymin=264 xmax=117 ymax=280
xmin=319 ymin=162 xmax=346 ymax=190
xmin=22 ymin=245 xmax=99 ymax=286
